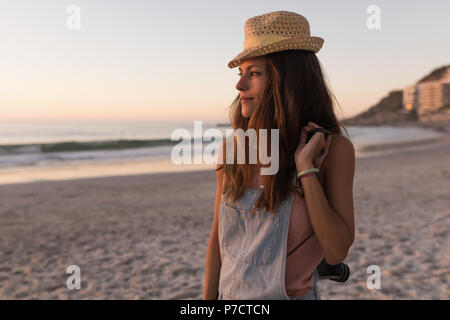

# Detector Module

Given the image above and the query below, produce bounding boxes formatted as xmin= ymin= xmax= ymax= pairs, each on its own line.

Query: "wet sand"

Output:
xmin=0 ymin=135 xmax=449 ymax=299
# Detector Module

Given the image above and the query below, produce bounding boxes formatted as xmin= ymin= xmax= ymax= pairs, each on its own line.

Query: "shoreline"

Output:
xmin=0 ymin=158 xmax=216 ymax=186
xmin=1 ymin=130 xmax=450 ymax=186
xmin=357 ymin=133 xmax=450 ymax=155
xmin=341 ymin=120 xmax=450 ymax=134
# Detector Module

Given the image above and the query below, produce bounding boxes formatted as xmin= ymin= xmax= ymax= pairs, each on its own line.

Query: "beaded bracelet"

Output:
xmin=296 ymin=168 xmax=319 ymax=179
xmin=298 ymin=172 xmax=318 ymax=179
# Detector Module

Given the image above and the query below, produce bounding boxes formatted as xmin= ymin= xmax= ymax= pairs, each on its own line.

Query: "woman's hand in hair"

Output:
xmin=294 ymin=122 xmax=333 ymax=171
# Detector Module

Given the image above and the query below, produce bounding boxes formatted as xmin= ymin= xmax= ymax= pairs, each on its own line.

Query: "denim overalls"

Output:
xmin=217 ymin=187 xmax=321 ymax=300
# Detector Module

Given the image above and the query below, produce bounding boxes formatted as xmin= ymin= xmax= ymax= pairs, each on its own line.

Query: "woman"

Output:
xmin=203 ymin=10 xmax=355 ymax=300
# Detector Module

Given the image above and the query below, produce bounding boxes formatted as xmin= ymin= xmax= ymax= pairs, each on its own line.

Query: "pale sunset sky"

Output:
xmin=1 ymin=0 xmax=449 ymax=123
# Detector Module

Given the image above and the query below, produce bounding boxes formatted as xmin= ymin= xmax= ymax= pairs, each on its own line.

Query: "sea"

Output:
xmin=0 ymin=120 xmax=445 ymax=172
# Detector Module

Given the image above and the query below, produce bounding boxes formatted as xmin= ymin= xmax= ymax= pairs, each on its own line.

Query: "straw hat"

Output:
xmin=228 ymin=11 xmax=324 ymax=69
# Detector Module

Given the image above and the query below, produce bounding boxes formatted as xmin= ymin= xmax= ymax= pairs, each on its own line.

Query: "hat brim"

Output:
xmin=228 ymin=36 xmax=324 ymax=69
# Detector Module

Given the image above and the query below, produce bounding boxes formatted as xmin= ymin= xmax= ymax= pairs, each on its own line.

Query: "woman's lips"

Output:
xmin=241 ymin=98 xmax=253 ymax=103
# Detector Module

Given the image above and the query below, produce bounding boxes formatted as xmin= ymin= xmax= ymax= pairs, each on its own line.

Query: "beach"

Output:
xmin=0 ymin=135 xmax=449 ymax=299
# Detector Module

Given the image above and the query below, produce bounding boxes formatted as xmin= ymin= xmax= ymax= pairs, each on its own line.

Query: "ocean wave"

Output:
xmin=0 ymin=138 xmax=207 ymax=155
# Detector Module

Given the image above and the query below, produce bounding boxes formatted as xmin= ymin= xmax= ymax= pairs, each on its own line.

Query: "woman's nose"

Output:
xmin=236 ymin=76 xmax=248 ymax=91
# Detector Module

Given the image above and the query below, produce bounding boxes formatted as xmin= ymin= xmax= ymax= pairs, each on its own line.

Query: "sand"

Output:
xmin=0 ymin=136 xmax=449 ymax=299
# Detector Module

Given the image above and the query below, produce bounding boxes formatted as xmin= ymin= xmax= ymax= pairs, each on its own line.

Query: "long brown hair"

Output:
xmin=217 ymin=49 xmax=348 ymax=214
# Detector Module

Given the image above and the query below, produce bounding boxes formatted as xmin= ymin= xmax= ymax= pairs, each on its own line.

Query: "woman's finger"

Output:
xmin=314 ymin=134 xmax=333 ymax=168
xmin=299 ymin=125 xmax=308 ymax=145
xmin=305 ymin=122 xmax=320 ymax=133
xmin=308 ymin=121 xmax=320 ymax=128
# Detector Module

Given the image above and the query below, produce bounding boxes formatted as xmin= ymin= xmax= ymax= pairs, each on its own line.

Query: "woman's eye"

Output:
xmin=237 ymin=72 xmax=259 ymax=77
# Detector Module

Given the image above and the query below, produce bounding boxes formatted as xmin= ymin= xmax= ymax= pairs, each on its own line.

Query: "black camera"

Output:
xmin=316 ymin=258 xmax=350 ymax=282
xmin=317 ymin=259 xmax=350 ymax=282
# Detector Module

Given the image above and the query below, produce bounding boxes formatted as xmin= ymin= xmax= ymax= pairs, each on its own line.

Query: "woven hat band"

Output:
xmin=244 ymin=34 xmax=291 ymax=50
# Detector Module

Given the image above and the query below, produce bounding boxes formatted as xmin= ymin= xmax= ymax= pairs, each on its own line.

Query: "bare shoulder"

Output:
xmin=329 ymin=134 xmax=354 ymax=153
xmin=323 ymin=134 xmax=355 ymax=176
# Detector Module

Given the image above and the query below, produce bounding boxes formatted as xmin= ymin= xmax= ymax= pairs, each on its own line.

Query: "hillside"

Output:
xmin=341 ymin=65 xmax=450 ymax=131
xmin=341 ymin=90 xmax=418 ymax=126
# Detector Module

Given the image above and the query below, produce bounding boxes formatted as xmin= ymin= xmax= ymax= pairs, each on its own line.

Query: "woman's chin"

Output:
xmin=241 ymin=107 xmax=254 ymax=118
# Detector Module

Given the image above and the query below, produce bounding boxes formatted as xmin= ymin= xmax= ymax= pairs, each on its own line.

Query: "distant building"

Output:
xmin=403 ymin=66 xmax=450 ymax=122
xmin=403 ymin=85 xmax=418 ymax=111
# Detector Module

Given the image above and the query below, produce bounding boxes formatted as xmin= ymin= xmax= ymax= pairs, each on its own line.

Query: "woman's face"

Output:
xmin=235 ymin=57 xmax=267 ymax=118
